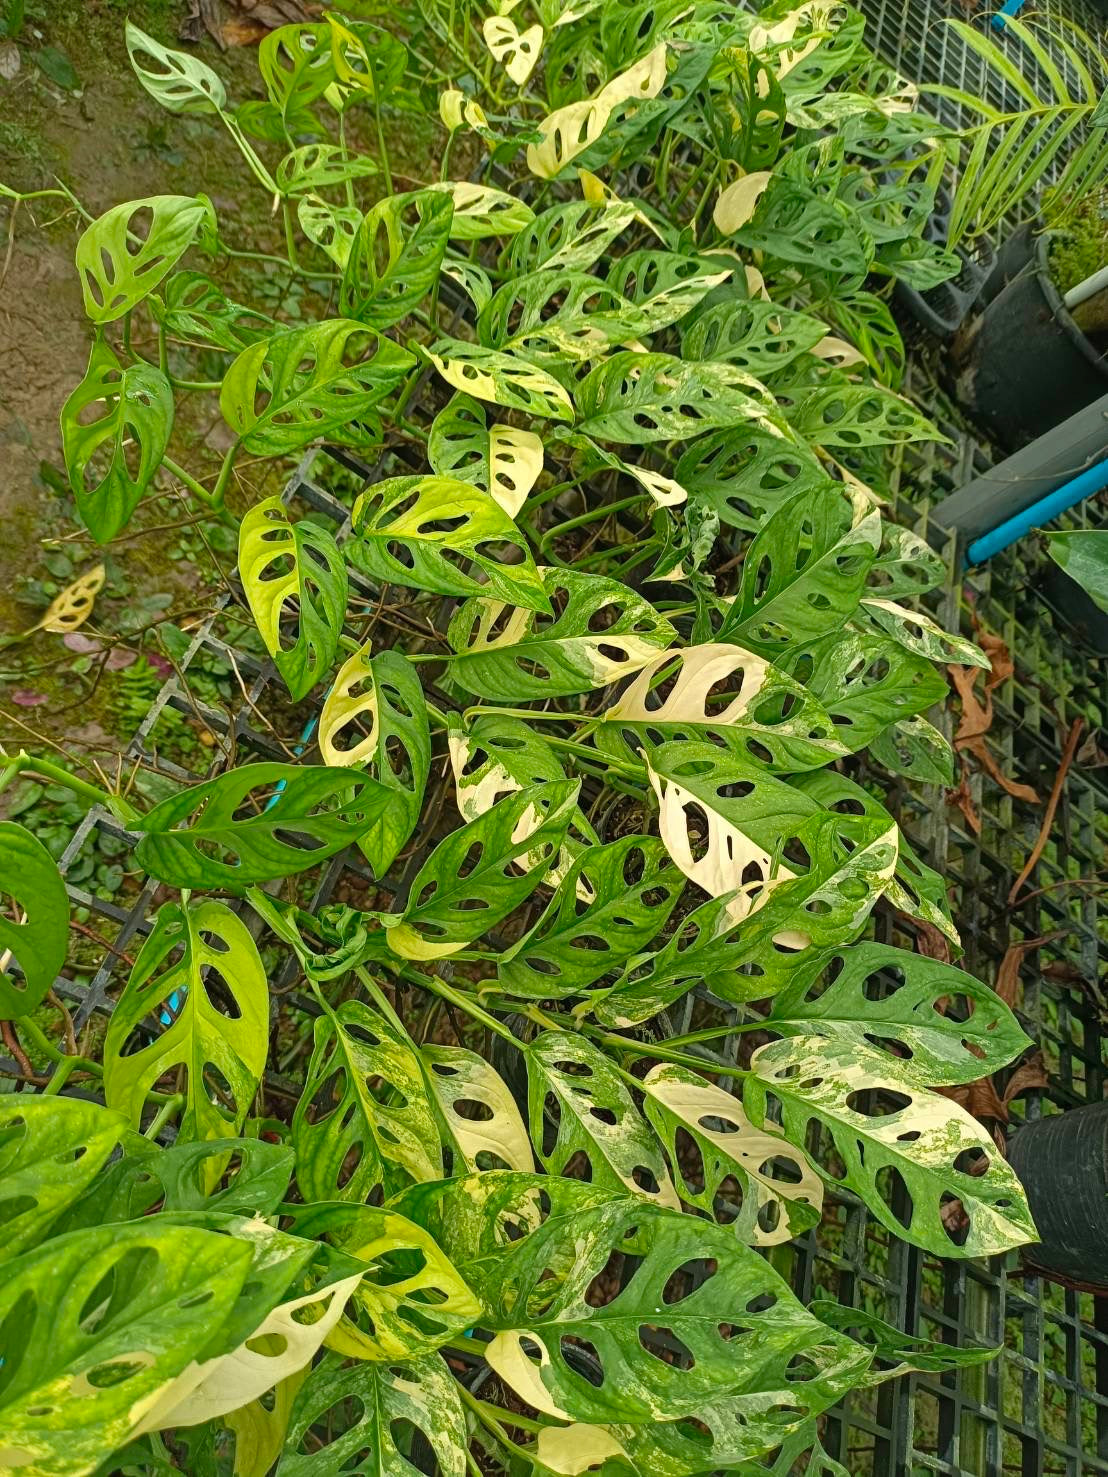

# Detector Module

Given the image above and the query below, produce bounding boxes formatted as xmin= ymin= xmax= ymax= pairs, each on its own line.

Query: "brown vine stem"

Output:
xmin=1007 ymin=717 xmax=1085 ymax=905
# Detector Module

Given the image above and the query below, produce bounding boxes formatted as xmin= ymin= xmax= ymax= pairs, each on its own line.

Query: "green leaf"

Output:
xmin=278 ymin=1351 xmax=467 ymax=1476
xmin=426 ymin=338 xmax=575 ymax=422
xmin=423 ymin=1043 xmax=534 ymax=1173
xmin=153 ymin=1137 xmax=295 ymax=1216
xmin=575 ymin=351 xmax=775 ymax=443
xmin=136 ymin=762 xmax=391 ymax=889
xmin=788 ymin=384 xmax=938 ymax=449
xmin=60 ymin=341 xmax=172 ymax=543
xmin=498 ymin=835 xmax=681 ymax=999
xmin=76 ymin=195 xmax=215 ymax=324
xmin=682 ymin=297 xmax=826 ymax=377
xmin=810 ymin=1301 xmax=998 ymax=1386
xmin=348 ymin=474 xmax=549 ymax=612
xmin=503 ymin=200 xmax=637 ymax=275
xmin=1046 ymin=529 xmax=1108 ymax=612
xmin=387 ymin=782 xmax=580 ymax=960
xmin=104 ymin=898 xmax=269 ymax=1145
xmin=292 ymin=999 xmax=443 ymax=1203
xmin=35 ymin=43 xmax=79 ymax=90
xmin=594 ymin=641 xmax=846 ymax=774
xmin=675 ymin=423 xmax=835 ymax=533
xmin=718 ymin=491 xmax=880 ymax=655
xmin=869 ymin=713 xmax=957 ymax=789
xmin=153 ymin=271 xmax=276 ymax=353
xmin=126 ymin=22 xmax=226 ymax=114
xmin=867 ymin=522 xmax=946 ymax=600
xmin=0 ymin=1096 xmax=127 ymax=1262
xmin=275 ymin=142 xmax=377 ymax=196
xmin=429 ymin=180 xmax=536 ymax=240
xmin=427 ymin=393 xmax=544 ymax=517
xmin=340 ymin=190 xmax=454 ymax=330
xmin=297 ymin=199 xmax=362 ymax=268
xmin=526 ymin=1030 xmax=677 ymax=1205
xmin=0 ymin=819 xmax=69 ymax=1019
xmin=727 ymin=178 xmax=870 ymax=279
xmin=447 ymin=568 xmax=676 ymax=700
xmin=787 ymin=630 xmax=948 ymax=752
xmin=220 ymin=319 xmax=414 ymax=456
xmin=640 ymin=1062 xmax=823 ymax=1246
xmin=238 ymin=498 xmax=346 ymax=702
xmin=0 ymin=1220 xmax=254 ymax=1477
xmin=258 ymin=20 xmax=335 ymax=122
xmin=746 ymin=1036 xmax=1037 ymax=1256
xmin=858 ymin=597 xmax=989 ymax=671
xmin=760 ymin=941 xmax=1029 ymax=1084
xmin=410 ymin=1173 xmax=868 ymax=1428
xmin=318 ymin=646 xmax=430 ymax=876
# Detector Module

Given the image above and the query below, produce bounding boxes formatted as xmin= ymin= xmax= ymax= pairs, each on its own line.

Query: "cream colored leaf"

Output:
xmin=423 ymin=1043 xmax=534 ymax=1172
xmin=27 ymin=562 xmax=106 ymax=637
xmin=641 ymin=1063 xmax=823 ymax=1247
xmin=136 ymin=1269 xmax=362 ymax=1432
xmin=749 ymin=0 xmax=835 ymax=79
xmin=527 ymin=43 xmax=668 ymax=179
xmin=485 ymin=1331 xmax=574 ymax=1420
xmin=608 ymin=642 xmax=772 ymax=728
xmin=427 ymin=346 xmax=574 ymax=420
xmin=535 ymin=1425 xmax=629 ymax=1473
xmin=224 ymin=1369 xmax=307 ymax=1477
xmin=861 ymin=596 xmax=991 ymax=669
xmin=489 ymin=424 xmax=544 ymax=516
xmin=812 ymin=334 xmax=867 ymax=368
xmin=318 ymin=644 xmax=379 ymax=768
xmin=483 ymin=14 xmax=544 ymax=86
xmin=439 ymin=89 xmax=489 ymax=132
xmin=713 ymin=171 xmax=773 ymax=233
xmin=577 ymin=169 xmax=666 ymax=241
xmin=745 ymin=264 xmax=770 ymax=300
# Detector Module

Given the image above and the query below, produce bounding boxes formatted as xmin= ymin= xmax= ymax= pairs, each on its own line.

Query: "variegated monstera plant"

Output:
xmin=1 ymin=2 xmax=1066 ymax=1474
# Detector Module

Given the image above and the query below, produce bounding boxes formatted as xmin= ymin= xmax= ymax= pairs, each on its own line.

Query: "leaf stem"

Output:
xmin=0 ymin=750 xmax=140 ymax=824
xmin=399 ymin=966 xmax=520 ymax=1046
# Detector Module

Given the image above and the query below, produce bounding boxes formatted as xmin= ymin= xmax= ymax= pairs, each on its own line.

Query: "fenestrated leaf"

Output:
xmin=717 ymin=490 xmax=880 ymax=655
xmin=154 ymin=271 xmax=277 ymax=353
xmin=446 ymin=568 xmax=676 ymax=700
xmin=126 ymin=22 xmax=227 ymax=114
xmin=136 ymin=763 xmax=391 ymax=889
xmin=498 ymin=836 xmax=681 ymax=998
xmin=220 ymin=320 xmax=414 ymax=455
xmin=278 ymin=1351 xmax=467 ymax=1477
xmin=526 ymin=1030 xmax=678 ymax=1206
xmin=726 ymin=177 xmax=870 ymax=280
xmin=0 ymin=820 xmax=69 ymax=1019
xmin=150 ymin=1138 xmax=293 ymax=1218
xmin=789 ymin=384 xmax=938 ymax=449
xmin=640 ymin=1063 xmax=823 ymax=1247
xmin=502 ymin=200 xmax=637 ymax=276
xmin=675 ymin=423 xmax=834 ymax=534
xmin=760 ymin=941 xmax=1029 ymax=1084
xmin=298 ymin=198 xmax=362 ymax=269
xmin=426 ymin=339 xmax=574 ymax=422
xmin=292 ymin=999 xmax=442 ymax=1204
xmin=859 ymin=596 xmax=990 ymax=669
xmin=289 ymin=1203 xmax=481 ymax=1361
xmin=786 ymin=630 xmax=948 ymax=753
xmin=427 ymin=393 xmax=544 ymax=517
xmin=682 ymin=297 xmax=827 ymax=377
xmin=575 ymin=351 xmax=775 ymax=444
xmin=597 ymin=812 xmax=899 ymax=1027
xmin=258 ymin=20 xmax=335 ymax=122
xmin=423 ymin=1043 xmax=534 ymax=1172
xmin=275 ymin=142 xmax=377 ymax=196
xmin=76 ymin=194 xmax=215 ymax=324
xmin=810 ymin=1300 xmax=998 ymax=1386
xmin=340 ymin=190 xmax=454 ymax=330
xmin=595 ymin=642 xmax=845 ymax=774
xmin=405 ymin=1173 xmax=868 ymax=1427
xmin=348 ymin=474 xmax=549 ymax=612
xmin=0 ymin=1220 xmax=254 ymax=1477
xmin=429 ymin=181 xmax=536 ymax=240
xmin=386 ymin=782 xmax=580 ymax=960
xmin=866 ymin=521 xmax=946 ymax=600
xmin=238 ymin=497 xmax=347 ymax=702
xmin=484 ymin=12 xmax=543 ymax=85
xmin=0 ymin=1096 xmax=127 ymax=1262
xmin=60 ymin=339 xmax=173 ymax=543
xmin=869 ymin=713 xmax=956 ymax=788
xmin=103 ymin=898 xmax=269 ymax=1145
xmin=526 ymin=43 xmax=669 ymax=179
xmin=318 ymin=646 xmax=430 ymax=876
xmin=746 ymin=1036 xmax=1037 ymax=1257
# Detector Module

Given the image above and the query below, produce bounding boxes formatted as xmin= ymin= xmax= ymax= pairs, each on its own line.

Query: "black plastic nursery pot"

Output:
xmin=978 ymin=219 xmax=1037 ymax=308
xmin=952 ymin=232 xmax=1108 ymax=452
xmin=1007 ymin=1101 xmax=1108 ymax=1288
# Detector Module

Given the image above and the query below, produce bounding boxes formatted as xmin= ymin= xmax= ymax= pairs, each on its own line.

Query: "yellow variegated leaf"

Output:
xmin=423 ymin=1043 xmax=534 ymax=1172
xmin=430 ymin=181 xmax=536 ymax=240
xmin=812 ymin=335 xmax=867 ymax=368
xmin=713 ymin=171 xmax=773 ymax=233
xmin=527 ymin=43 xmax=668 ymax=179
xmin=483 ymin=14 xmax=543 ymax=86
xmin=535 ymin=1425 xmax=629 ymax=1473
xmin=749 ymin=0 xmax=836 ymax=78
xmin=861 ymin=596 xmax=991 ymax=669
xmin=224 ymin=1371 xmax=307 ymax=1477
xmin=439 ymin=89 xmax=489 ymax=132
xmin=427 ymin=343 xmax=574 ymax=421
xmin=30 ymin=563 xmax=106 ymax=636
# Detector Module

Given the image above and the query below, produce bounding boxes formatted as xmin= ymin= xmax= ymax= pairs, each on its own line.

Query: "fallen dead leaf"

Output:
xmin=994 ymin=934 xmax=1060 ymax=1008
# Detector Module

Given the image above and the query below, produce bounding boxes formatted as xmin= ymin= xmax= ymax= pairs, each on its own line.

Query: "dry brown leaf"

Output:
xmin=994 ymin=934 xmax=1059 ymax=1008
xmin=948 ymin=643 xmax=1039 ymax=806
xmin=947 ymin=771 xmax=981 ymax=835
xmin=1002 ymin=1051 xmax=1048 ymax=1107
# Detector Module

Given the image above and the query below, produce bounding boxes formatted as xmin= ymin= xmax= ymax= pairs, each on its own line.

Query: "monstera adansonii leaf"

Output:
xmin=717 ymin=488 xmax=880 ymax=656
xmin=220 ymin=320 xmax=414 ymax=455
xmin=446 ymin=568 xmax=677 ymax=700
xmin=340 ymin=189 xmax=454 ymax=329
xmin=759 ymin=941 xmax=1030 ymax=1085
xmin=497 ymin=835 xmax=681 ymax=998
xmin=126 ymin=21 xmax=227 ymax=113
xmin=0 ymin=1220 xmax=256 ymax=1477
xmin=640 ymin=1062 xmax=823 ymax=1247
xmin=348 ymin=474 xmax=549 ymax=611
xmin=746 ymin=1036 xmax=1037 ymax=1257
xmin=75 ymin=194 xmax=215 ymax=323
xmin=292 ymin=998 xmax=442 ymax=1204
xmin=318 ymin=645 xmax=430 ymax=876
xmin=238 ymin=497 xmax=347 ymax=701
xmin=786 ymin=629 xmax=948 ymax=753
xmin=594 ymin=642 xmax=846 ymax=774
xmin=674 ymin=423 xmax=835 ymax=534
xmin=103 ymin=897 xmax=269 ymax=1146
xmin=277 ymin=1351 xmax=468 ymax=1477
xmin=422 ymin=1043 xmax=534 ymax=1172
xmin=426 ymin=338 xmax=574 ymax=421
xmin=397 ymin=1172 xmax=870 ymax=1445
xmin=135 ymin=763 xmax=391 ymax=888
xmin=0 ymin=1096 xmax=127 ymax=1263
xmin=385 ymin=782 xmax=580 ymax=959
xmin=0 ymin=820 xmax=70 ymax=1020
xmin=575 ymin=351 xmax=776 ymax=443
xmin=60 ymin=340 xmax=174 ymax=543
xmin=427 ymin=393 xmax=544 ymax=517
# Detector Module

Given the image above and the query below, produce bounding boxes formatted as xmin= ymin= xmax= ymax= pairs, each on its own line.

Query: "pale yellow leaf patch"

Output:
xmin=713 ymin=171 xmax=773 ymax=234
xmin=528 ymin=43 xmax=667 ymax=179
xmin=224 ymin=1370 xmax=307 ymax=1477
xmin=535 ymin=1425 xmax=629 ymax=1473
xmin=607 ymin=642 xmax=772 ymax=729
xmin=489 ymin=424 xmax=544 ymax=517
xmin=423 ymin=1043 xmax=534 ymax=1171
xmin=486 ymin=1331 xmax=575 ymax=1420
xmin=29 ymin=563 xmax=106 ymax=637
xmin=483 ymin=14 xmax=543 ymax=86
xmin=749 ymin=1 xmax=836 ymax=79
xmin=811 ymin=334 xmax=867 ymax=369
xmin=427 ymin=348 xmax=574 ymax=420
xmin=318 ymin=642 xmax=378 ymax=768
xmin=439 ymin=89 xmax=489 ymax=133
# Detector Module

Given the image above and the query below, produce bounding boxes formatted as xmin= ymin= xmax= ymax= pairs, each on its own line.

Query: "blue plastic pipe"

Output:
xmin=965 ymin=457 xmax=1108 ymax=564
xmin=991 ymin=0 xmax=1028 ymax=29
